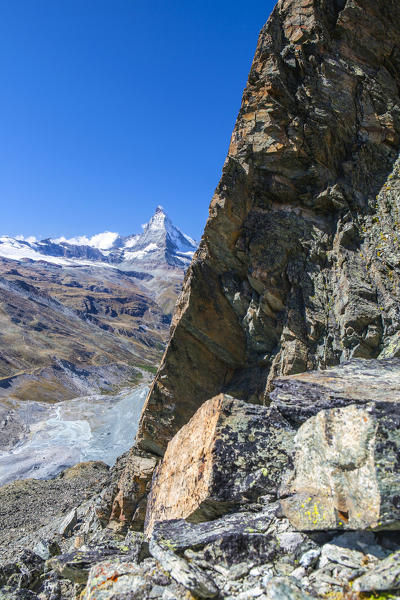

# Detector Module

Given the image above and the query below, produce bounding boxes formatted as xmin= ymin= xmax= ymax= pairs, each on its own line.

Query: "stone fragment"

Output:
xmin=82 ymin=560 xmax=152 ymax=599
xmin=37 ymin=575 xmax=61 ymax=600
xmin=290 ymin=566 xmax=306 ymax=579
xmin=264 ymin=577 xmax=313 ymax=599
xmin=353 ymin=549 xmax=400 ymax=592
xmin=145 ymin=394 xmax=293 ymax=535
xmin=32 ymin=539 xmax=60 ymax=561
xmin=81 ymin=556 xmax=190 ymax=600
xmin=81 ymin=527 xmax=149 ymax=563
xmin=162 ymin=590 xmax=179 ymax=600
xmin=276 ymin=532 xmax=305 ymax=554
xmin=149 ymin=538 xmax=219 ymax=599
xmin=229 ymin=563 xmax=252 ymax=580
xmin=305 ymin=540 xmax=383 ymax=593
xmin=58 ymin=508 xmax=77 ymax=538
xmin=280 ymin=400 xmax=400 ymax=531
xmin=102 ymin=448 xmax=157 ymax=531
xmin=319 ymin=544 xmax=375 ymax=571
xmin=0 ymin=550 xmax=44 ymax=592
xmin=237 ymin=587 xmax=264 ymax=599
xmin=47 ymin=549 xmax=119 ymax=584
xmin=0 ymin=589 xmax=39 ymax=599
xmin=299 ymin=548 xmax=320 ymax=569
xmin=331 ymin=531 xmax=389 ymax=559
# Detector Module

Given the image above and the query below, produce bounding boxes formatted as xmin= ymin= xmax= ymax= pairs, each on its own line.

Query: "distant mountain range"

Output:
xmin=0 ymin=207 xmax=197 ymax=405
xmin=0 ymin=206 xmax=197 ymax=271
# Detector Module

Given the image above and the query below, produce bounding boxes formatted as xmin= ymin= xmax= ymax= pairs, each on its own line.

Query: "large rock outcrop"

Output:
xmin=144 ymin=394 xmax=293 ymax=536
xmin=145 ymin=359 xmax=400 ymax=536
xmin=137 ymin=0 xmax=400 ymax=457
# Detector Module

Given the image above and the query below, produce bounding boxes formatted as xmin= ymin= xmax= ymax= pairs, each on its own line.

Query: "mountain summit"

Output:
xmin=0 ymin=207 xmax=197 ymax=404
xmin=0 ymin=206 xmax=197 ymax=273
xmin=117 ymin=206 xmax=197 ymax=271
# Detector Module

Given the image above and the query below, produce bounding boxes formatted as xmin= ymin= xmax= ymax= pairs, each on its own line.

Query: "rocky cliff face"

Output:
xmin=138 ymin=0 xmax=400 ymax=456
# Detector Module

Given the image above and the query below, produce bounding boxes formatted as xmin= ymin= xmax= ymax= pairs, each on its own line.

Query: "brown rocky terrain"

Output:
xmin=0 ymin=258 xmax=166 ymax=401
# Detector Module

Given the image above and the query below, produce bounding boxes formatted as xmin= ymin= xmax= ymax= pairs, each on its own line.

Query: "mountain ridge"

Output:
xmin=0 ymin=207 xmax=196 ymax=402
xmin=0 ymin=206 xmax=197 ymax=272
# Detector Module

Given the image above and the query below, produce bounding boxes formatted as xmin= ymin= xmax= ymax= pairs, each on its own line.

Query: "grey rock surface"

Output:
xmin=265 ymin=578 xmax=313 ymax=600
xmin=149 ymin=538 xmax=219 ymax=599
xmin=271 ymin=358 xmax=400 ymax=425
xmin=353 ymin=549 xmax=400 ymax=592
xmin=279 ymin=396 xmax=400 ymax=531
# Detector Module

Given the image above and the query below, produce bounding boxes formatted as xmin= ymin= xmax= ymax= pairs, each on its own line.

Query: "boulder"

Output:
xmin=271 ymin=359 xmax=400 ymax=425
xmin=145 ymin=394 xmax=293 ymax=535
xmin=47 ymin=549 xmax=117 ymax=585
xmin=353 ymin=549 xmax=400 ymax=592
xmin=151 ymin=510 xmax=276 ymax=553
xmin=144 ymin=360 xmax=400 ymax=536
xmin=32 ymin=539 xmax=60 ymax=561
xmin=98 ymin=448 xmax=157 ymax=532
xmin=82 ymin=557 xmax=190 ymax=600
xmin=151 ymin=510 xmax=277 ymax=568
xmin=82 ymin=560 xmax=152 ymax=600
xmin=279 ymin=399 xmax=400 ymax=531
xmin=58 ymin=508 xmax=77 ymax=538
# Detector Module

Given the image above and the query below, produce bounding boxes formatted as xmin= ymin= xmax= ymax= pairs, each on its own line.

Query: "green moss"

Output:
xmin=360 ymin=594 xmax=397 ymax=600
xmin=161 ymin=538 xmax=177 ymax=551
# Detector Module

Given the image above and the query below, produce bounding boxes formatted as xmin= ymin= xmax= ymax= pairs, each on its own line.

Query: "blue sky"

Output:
xmin=0 ymin=1 xmax=275 ymax=241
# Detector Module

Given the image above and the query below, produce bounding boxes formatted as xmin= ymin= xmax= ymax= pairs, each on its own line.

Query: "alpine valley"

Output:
xmin=0 ymin=205 xmax=196 ymax=405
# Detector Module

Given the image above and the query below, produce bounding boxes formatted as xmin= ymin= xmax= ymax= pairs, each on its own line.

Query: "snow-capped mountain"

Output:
xmin=0 ymin=206 xmax=197 ymax=272
xmin=0 ymin=207 xmax=197 ymax=404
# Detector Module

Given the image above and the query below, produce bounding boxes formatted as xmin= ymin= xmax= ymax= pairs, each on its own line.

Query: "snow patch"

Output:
xmin=123 ymin=235 xmax=141 ymax=249
xmin=123 ymin=243 xmax=158 ymax=260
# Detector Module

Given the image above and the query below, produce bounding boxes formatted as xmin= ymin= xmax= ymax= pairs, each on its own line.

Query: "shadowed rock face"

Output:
xmin=138 ymin=0 xmax=400 ymax=456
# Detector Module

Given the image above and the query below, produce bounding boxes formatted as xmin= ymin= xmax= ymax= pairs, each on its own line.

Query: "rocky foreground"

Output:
xmin=1 ymin=359 xmax=400 ymax=599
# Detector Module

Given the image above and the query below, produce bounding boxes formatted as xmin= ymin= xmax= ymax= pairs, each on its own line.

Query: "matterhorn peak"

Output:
xmin=0 ymin=207 xmax=197 ymax=271
xmin=145 ymin=206 xmax=169 ymax=232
